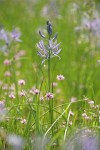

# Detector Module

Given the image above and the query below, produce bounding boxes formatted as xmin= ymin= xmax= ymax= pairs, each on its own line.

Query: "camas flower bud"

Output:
xmin=47 ymin=21 xmax=52 ymax=36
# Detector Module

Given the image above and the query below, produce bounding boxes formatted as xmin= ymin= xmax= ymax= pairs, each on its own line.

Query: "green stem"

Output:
xmin=48 ymin=35 xmax=54 ymax=136
xmin=48 ymin=54 xmax=50 ymax=92
xmin=37 ymin=95 xmax=40 ymax=133
xmin=51 ymin=83 xmax=54 ymax=131
xmin=48 ymin=34 xmax=51 ymax=92
xmin=11 ymin=58 xmax=19 ymax=102
xmin=48 ymin=47 xmax=51 ymax=122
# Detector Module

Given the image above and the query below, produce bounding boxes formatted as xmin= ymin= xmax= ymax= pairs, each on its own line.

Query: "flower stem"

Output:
xmin=48 ymin=35 xmax=54 ymax=136
xmin=48 ymin=34 xmax=51 ymax=92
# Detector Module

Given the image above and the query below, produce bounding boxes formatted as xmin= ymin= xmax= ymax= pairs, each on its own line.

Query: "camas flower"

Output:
xmin=0 ymin=29 xmax=10 ymax=45
xmin=7 ymin=134 xmax=24 ymax=149
xmin=75 ymin=11 xmax=100 ymax=44
xmin=37 ymin=39 xmax=61 ymax=63
xmin=0 ymin=28 xmax=22 ymax=43
xmin=11 ymin=29 xmax=22 ymax=42
xmin=37 ymin=21 xmax=61 ymax=63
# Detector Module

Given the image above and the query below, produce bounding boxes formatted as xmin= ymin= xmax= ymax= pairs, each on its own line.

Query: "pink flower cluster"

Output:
xmin=56 ymin=74 xmax=65 ymax=80
xmin=18 ymin=80 xmax=25 ymax=86
xmin=45 ymin=92 xmax=54 ymax=100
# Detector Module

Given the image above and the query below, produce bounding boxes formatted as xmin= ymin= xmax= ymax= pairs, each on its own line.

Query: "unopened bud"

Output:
xmin=47 ymin=21 xmax=52 ymax=36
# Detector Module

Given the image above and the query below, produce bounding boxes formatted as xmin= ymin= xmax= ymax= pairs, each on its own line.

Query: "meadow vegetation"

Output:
xmin=0 ymin=0 xmax=100 ymax=149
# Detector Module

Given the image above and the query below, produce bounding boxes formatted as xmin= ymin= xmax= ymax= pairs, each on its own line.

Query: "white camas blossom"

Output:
xmin=37 ymin=39 xmax=61 ymax=63
xmin=0 ymin=28 xmax=22 ymax=53
xmin=0 ymin=101 xmax=7 ymax=122
xmin=7 ymin=134 xmax=24 ymax=150
xmin=11 ymin=29 xmax=22 ymax=42
xmin=0 ymin=28 xmax=21 ymax=44
xmin=0 ymin=29 xmax=9 ymax=44
xmin=37 ymin=21 xmax=61 ymax=63
xmin=75 ymin=11 xmax=100 ymax=46
xmin=64 ymin=128 xmax=100 ymax=150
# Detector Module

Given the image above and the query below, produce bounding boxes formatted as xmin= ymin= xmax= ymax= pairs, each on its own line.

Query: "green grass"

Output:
xmin=0 ymin=0 xmax=100 ymax=149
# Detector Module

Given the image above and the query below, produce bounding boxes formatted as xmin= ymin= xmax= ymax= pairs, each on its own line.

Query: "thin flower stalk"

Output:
xmin=47 ymin=21 xmax=53 ymax=135
xmin=37 ymin=21 xmax=61 ymax=136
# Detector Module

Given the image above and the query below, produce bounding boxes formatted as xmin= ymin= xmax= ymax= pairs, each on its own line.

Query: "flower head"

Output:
xmin=3 ymin=59 xmax=10 ymax=65
xmin=11 ymin=29 xmax=22 ymax=42
xmin=9 ymin=93 xmax=15 ymax=99
xmin=0 ymin=101 xmax=7 ymax=122
xmin=70 ymin=97 xmax=77 ymax=102
xmin=75 ymin=11 xmax=100 ymax=47
xmin=4 ymin=71 xmax=11 ymax=77
xmin=0 ymin=29 xmax=9 ymax=44
xmin=56 ymin=74 xmax=65 ymax=80
xmin=18 ymin=79 xmax=25 ymax=86
xmin=37 ymin=21 xmax=61 ymax=63
xmin=7 ymin=134 xmax=24 ymax=149
xmin=69 ymin=110 xmax=74 ymax=116
xmin=19 ymin=90 xmax=26 ymax=97
xmin=45 ymin=92 xmax=54 ymax=100
xmin=37 ymin=39 xmax=61 ymax=63
xmin=40 ymin=96 xmax=44 ymax=101
xmin=21 ymin=119 xmax=27 ymax=124
xmin=34 ymin=89 xmax=40 ymax=95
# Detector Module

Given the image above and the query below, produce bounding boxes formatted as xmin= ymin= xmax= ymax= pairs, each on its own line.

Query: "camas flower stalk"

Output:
xmin=37 ymin=21 xmax=61 ymax=96
xmin=37 ymin=22 xmax=61 ymax=64
xmin=37 ymin=21 xmax=61 ymax=135
xmin=37 ymin=21 xmax=61 ymax=92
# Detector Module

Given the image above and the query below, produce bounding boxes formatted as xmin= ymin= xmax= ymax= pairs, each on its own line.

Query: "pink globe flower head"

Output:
xmin=88 ymin=100 xmax=94 ymax=105
xmin=19 ymin=90 xmax=26 ymax=97
xmin=4 ymin=71 xmax=11 ymax=77
xmin=82 ymin=113 xmax=87 ymax=118
xmin=2 ymin=84 xmax=9 ymax=90
xmin=88 ymin=100 xmax=94 ymax=108
xmin=69 ymin=110 xmax=74 ymax=116
xmin=56 ymin=74 xmax=65 ymax=80
xmin=3 ymin=59 xmax=10 ymax=66
xmin=45 ymin=92 xmax=54 ymax=100
xmin=33 ymin=89 xmax=40 ymax=95
xmin=20 ymin=119 xmax=27 ymax=124
xmin=18 ymin=80 xmax=25 ymax=86
xmin=70 ymin=97 xmax=77 ymax=102
xmin=9 ymin=93 xmax=15 ymax=99
xmin=52 ymin=82 xmax=58 ymax=87
xmin=40 ymin=96 xmax=44 ymax=101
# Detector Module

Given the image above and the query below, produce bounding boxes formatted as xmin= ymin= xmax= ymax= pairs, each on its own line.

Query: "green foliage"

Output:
xmin=0 ymin=0 xmax=100 ymax=149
